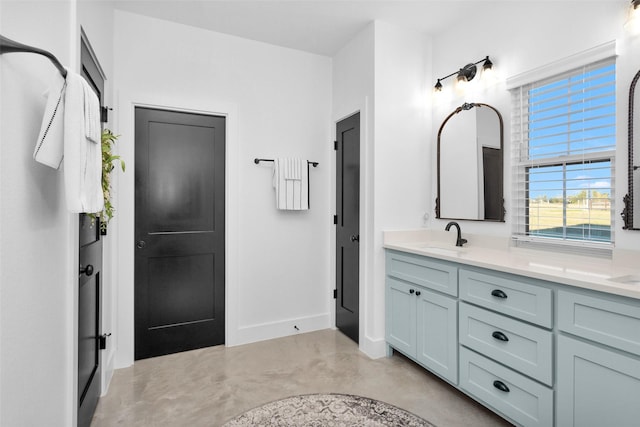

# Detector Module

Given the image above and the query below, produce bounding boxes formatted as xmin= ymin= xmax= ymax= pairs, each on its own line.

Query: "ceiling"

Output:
xmin=112 ymin=0 xmax=504 ymax=56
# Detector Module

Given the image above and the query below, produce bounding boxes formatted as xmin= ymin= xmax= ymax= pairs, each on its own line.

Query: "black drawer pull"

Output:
xmin=415 ymin=290 xmax=421 ymax=296
xmin=491 ymin=289 xmax=508 ymax=299
xmin=409 ymin=289 xmax=415 ymax=294
xmin=492 ymin=331 xmax=509 ymax=342
xmin=493 ymin=380 xmax=510 ymax=393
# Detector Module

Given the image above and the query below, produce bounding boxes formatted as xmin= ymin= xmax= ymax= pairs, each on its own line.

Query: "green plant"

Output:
xmin=91 ymin=128 xmax=125 ymax=233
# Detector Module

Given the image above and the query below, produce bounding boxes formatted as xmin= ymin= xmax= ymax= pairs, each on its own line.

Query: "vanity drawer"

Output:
xmin=459 ymin=302 xmax=553 ymax=385
xmin=460 ymin=347 xmax=553 ymax=427
xmin=386 ymin=251 xmax=458 ymax=296
xmin=558 ymin=290 xmax=640 ymax=356
xmin=459 ymin=269 xmax=552 ymax=328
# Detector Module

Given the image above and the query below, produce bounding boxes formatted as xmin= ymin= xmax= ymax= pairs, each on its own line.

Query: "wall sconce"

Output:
xmin=625 ymin=0 xmax=640 ymax=33
xmin=434 ymin=56 xmax=494 ymax=92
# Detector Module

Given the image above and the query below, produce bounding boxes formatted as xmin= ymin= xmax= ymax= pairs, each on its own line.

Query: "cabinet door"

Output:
xmin=416 ymin=289 xmax=458 ymax=384
xmin=557 ymin=334 xmax=640 ymax=427
xmin=386 ymin=278 xmax=417 ymax=357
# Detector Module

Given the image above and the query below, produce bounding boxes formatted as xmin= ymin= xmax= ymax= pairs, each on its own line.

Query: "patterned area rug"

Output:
xmin=222 ymin=393 xmax=436 ymax=426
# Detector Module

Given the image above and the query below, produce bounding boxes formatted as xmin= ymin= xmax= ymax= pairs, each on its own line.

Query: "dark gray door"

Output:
xmin=135 ymin=107 xmax=225 ymax=360
xmin=335 ymin=113 xmax=360 ymax=343
xmin=78 ymin=36 xmax=104 ymax=427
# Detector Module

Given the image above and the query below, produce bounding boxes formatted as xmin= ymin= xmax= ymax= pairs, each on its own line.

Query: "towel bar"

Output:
xmin=0 ymin=34 xmax=67 ymax=78
xmin=254 ymin=158 xmax=319 ymax=167
xmin=255 ymin=157 xmax=318 ymax=209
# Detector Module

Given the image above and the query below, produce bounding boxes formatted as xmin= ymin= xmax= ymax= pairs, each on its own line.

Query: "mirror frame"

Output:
xmin=622 ymin=68 xmax=640 ymax=230
xmin=436 ymin=102 xmax=505 ymax=222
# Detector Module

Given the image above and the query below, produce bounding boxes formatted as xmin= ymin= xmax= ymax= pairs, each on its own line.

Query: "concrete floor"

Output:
xmin=91 ymin=329 xmax=513 ymax=427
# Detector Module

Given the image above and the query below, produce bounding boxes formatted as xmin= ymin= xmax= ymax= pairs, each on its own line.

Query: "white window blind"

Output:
xmin=511 ymin=58 xmax=616 ymax=251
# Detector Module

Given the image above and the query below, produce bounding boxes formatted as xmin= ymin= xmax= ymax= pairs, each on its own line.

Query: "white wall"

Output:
xmin=429 ymin=1 xmax=640 ymax=251
xmin=113 ymin=11 xmax=333 ymax=367
xmin=332 ymin=22 xmax=376 ymax=354
xmin=370 ymin=22 xmax=431 ymax=356
xmin=0 ymin=1 xmax=77 ymax=426
xmin=332 ymin=21 xmax=431 ymax=358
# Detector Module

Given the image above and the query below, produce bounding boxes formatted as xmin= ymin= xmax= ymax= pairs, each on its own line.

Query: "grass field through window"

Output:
xmin=528 ymin=201 xmax=611 ymax=241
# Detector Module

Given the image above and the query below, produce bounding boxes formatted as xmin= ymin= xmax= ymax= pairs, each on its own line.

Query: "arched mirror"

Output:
xmin=623 ymin=69 xmax=640 ymax=230
xmin=436 ymin=102 xmax=504 ymax=221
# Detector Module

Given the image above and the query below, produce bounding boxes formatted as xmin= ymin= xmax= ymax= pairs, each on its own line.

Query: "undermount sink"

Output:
xmin=416 ymin=243 xmax=466 ymax=256
xmin=609 ymin=275 xmax=640 ymax=286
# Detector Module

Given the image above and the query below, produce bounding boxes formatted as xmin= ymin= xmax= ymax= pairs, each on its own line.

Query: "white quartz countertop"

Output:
xmin=384 ymin=229 xmax=640 ymax=300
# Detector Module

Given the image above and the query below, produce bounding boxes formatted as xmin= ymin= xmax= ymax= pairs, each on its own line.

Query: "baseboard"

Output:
xmin=360 ymin=335 xmax=387 ymax=359
xmin=101 ymin=349 xmax=116 ymax=396
xmin=231 ymin=313 xmax=331 ymax=346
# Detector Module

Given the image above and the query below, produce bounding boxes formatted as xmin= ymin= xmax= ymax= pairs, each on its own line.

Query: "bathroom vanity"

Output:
xmin=384 ymin=230 xmax=640 ymax=427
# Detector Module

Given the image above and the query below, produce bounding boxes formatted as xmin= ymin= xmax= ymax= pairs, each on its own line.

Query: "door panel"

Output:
xmin=135 ymin=107 xmax=225 ymax=360
xmin=78 ymin=216 xmax=102 ymax=427
xmin=336 ymin=113 xmax=360 ymax=343
xmin=147 ymin=254 xmax=215 ymax=327
xmin=78 ymin=35 xmax=104 ymax=427
xmin=148 ymin=122 xmax=217 ymax=232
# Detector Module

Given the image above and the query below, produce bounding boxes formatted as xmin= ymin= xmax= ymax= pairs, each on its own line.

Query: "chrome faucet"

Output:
xmin=445 ymin=221 xmax=467 ymax=247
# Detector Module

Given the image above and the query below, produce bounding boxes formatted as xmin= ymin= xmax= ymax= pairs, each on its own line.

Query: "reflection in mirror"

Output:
xmin=436 ymin=102 xmax=504 ymax=221
xmin=623 ymin=68 xmax=640 ymax=230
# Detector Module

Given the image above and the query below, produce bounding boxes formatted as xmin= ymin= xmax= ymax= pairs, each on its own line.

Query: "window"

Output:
xmin=511 ymin=57 xmax=616 ymax=250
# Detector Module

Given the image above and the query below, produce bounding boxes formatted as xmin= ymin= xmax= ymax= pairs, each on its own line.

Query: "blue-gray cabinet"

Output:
xmin=457 ymin=266 xmax=554 ymax=427
xmin=385 ymin=248 xmax=640 ymax=427
xmin=385 ymin=251 xmax=458 ymax=384
xmin=556 ymin=290 xmax=640 ymax=427
xmin=459 ymin=346 xmax=553 ymax=427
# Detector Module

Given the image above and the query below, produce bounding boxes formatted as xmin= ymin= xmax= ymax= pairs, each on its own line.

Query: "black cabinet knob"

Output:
xmin=350 ymin=235 xmax=360 ymax=242
xmin=493 ymin=380 xmax=510 ymax=393
xmin=136 ymin=240 xmax=146 ymax=249
xmin=491 ymin=289 xmax=508 ymax=299
xmin=80 ymin=264 xmax=94 ymax=276
xmin=409 ymin=289 xmax=415 ymax=294
xmin=415 ymin=290 xmax=421 ymax=296
xmin=492 ymin=331 xmax=509 ymax=342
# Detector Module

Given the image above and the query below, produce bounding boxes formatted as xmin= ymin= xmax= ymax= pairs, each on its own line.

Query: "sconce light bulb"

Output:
xmin=625 ymin=0 xmax=640 ymax=33
xmin=455 ymin=73 xmax=468 ymax=94
xmin=482 ymin=56 xmax=493 ymax=72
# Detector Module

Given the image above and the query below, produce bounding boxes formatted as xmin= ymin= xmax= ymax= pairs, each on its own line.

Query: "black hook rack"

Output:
xmin=254 ymin=158 xmax=319 ymax=167
xmin=0 ymin=34 xmax=67 ymax=78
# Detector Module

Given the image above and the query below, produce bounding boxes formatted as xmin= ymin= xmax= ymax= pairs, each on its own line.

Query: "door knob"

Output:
xmin=350 ymin=235 xmax=359 ymax=242
xmin=80 ymin=265 xmax=94 ymax=276
xmin=136 ymin=240 xmax=146 ymax=249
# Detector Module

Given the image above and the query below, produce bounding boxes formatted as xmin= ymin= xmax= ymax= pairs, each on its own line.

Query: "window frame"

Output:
xmin=507 ymin=46 xmax=617 ymax=254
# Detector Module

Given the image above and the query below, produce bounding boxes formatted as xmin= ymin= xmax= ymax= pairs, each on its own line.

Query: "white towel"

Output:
xmin=34 ymin=71 xmax=66 ymax=169
xmin=272 ymin=158 xmax=309 ymax=210
xmin=84 ymin=81 xmax=101 ymax=144
xmin=63 ymin=70 xmax=104 ymax=213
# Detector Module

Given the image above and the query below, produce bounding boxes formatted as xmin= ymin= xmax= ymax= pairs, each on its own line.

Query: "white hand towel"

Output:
xmin=283 ymin=158 xmax=302 ymax=180
xmin=33 ymin=71 xmax=66 ymax=169
xmin=83 ymin=80 xmax=101 ymax=144
xmin=272 ymin=158 xmax=308 ymax=210
xmin=63 ymin=70 xmax=104 ymax=214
